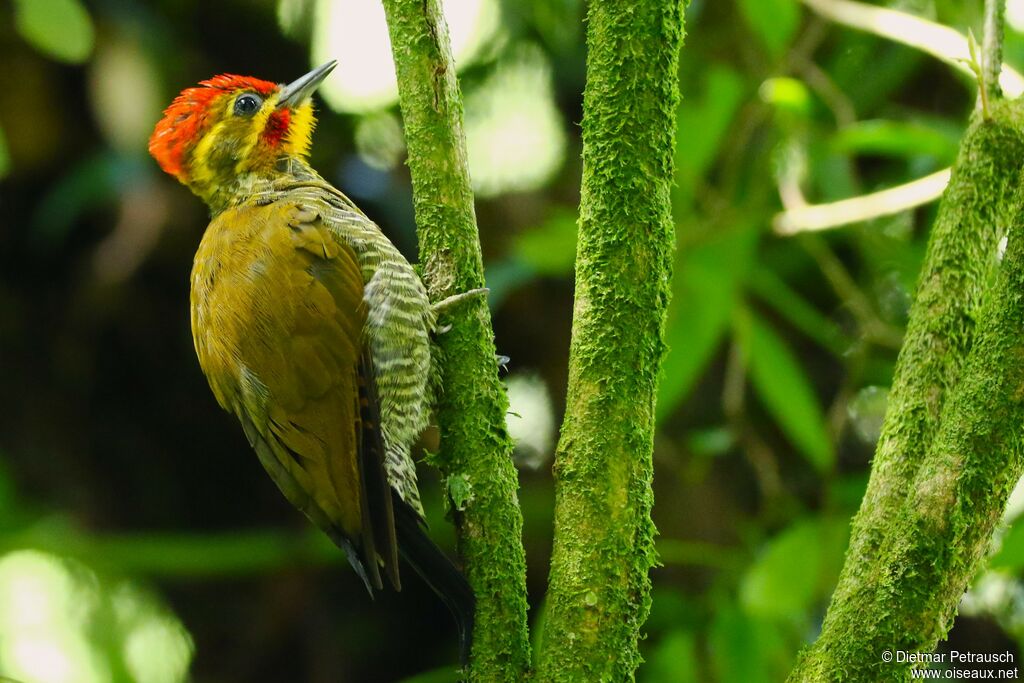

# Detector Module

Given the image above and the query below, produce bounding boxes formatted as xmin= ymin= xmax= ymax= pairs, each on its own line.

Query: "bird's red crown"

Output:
xmin=149 ymin=74 xmax=279 ymax=180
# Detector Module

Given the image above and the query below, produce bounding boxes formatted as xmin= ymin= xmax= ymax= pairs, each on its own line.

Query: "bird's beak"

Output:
xmin=277 ymin=60 xmax=337 ymax=109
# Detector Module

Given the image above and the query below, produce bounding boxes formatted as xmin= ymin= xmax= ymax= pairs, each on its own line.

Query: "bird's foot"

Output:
xmin=432 ymin=288 xmax=489 ymax=317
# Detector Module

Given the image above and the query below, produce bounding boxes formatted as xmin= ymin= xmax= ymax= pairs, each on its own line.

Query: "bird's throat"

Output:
xmin=191 ymin=156 xmax=320 ymax=216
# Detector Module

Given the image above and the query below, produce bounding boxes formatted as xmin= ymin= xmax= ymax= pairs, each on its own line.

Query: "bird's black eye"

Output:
xmin=234 ymin=93 xmax=262 ymax=116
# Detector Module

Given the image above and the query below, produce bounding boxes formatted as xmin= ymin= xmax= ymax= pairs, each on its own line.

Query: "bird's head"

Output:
xmin=149 ymin=61 xmax=336 ymax=209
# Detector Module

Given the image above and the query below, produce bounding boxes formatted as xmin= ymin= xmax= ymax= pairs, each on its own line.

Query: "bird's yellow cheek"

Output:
xmin=190 ymin=120 xmax=228 ymax=187
xmin=283 ymin=103 xmax=316 ymax=159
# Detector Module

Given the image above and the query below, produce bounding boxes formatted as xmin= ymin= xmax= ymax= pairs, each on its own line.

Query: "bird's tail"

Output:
xmin=393 ymin=494 xmax=475 ymax=664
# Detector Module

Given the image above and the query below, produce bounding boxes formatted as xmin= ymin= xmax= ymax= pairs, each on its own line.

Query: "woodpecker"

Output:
xmin=149 ymin=62 xmax=473 ymax=656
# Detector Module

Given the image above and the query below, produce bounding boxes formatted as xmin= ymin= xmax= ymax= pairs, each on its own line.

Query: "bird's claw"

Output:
xmin=432 ymin=287 xmax=490 ymax=316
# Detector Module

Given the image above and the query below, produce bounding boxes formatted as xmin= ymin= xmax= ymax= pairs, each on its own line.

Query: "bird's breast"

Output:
xmin=190 ymin=202 xmax=348 ymax=414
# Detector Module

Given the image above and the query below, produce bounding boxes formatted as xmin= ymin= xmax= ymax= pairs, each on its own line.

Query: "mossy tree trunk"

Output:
xmin=789 ymin=63 xmax=1024 ymax=683
xmin=380 ymin=1 xmax=531 ymax=680
xmin=381 ymin=0 xmax=1024 ymax=679
xmin=534 ymin=0 xmax=686 ymax=680
xmin=382 ymin=0 xmax=686 ymax=679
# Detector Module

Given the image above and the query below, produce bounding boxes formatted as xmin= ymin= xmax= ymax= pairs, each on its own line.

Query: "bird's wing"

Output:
xmin=254 ymin=177 xmax=436 ymax=519
xmin=194 ymin=201 xmax=399 ymax=592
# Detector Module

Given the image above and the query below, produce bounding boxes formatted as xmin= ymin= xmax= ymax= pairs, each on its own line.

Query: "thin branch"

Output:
xmin=799 ymin=235 xmax=904 ymax=350
xmin=774 ymin=168 xmax=951 ymax=235
xmin=722 ymin=333 xmax=783 ymax=502
xmin=793 ymin=57 xmax=857 ymax=129
xmin=983 ymin=0 xmax=1007 ymax=100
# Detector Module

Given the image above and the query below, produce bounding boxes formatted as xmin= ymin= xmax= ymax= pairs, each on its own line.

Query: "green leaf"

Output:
xmin=13 ymin=0 xmax=95 ymax=64
xmin=759 ymin=77 xmax=812 ymax=118
xmin=643 ymin=629 xmax=698 ymax=683
xmin=676 ymin=65 xmax=745 ymax=205
xmin=829 ymin=38 xmax=922 ymax=113
xmin=740 ymin=520 xmax=818 ymax=620
xmin=740 ymin=312 xmax=834 ymax=471
xmin=709 ymin=604 xmax=789 ymax=683
xmin=514 ymin=209 xmax=578 ymax=275
xmin=740 ymin=517 xmax=850 ymax=621
xmin=808 ymin=140 xmax=859 ymax=202
xmin=737 ymin=0 xmax=800 ymax=59
xmin=831 ymin=119 xmax=962 ymax=164
xmin=992 ymin=518 xmax=1024 ymax=570
xmin=657 ymin=223 xmax=759 ymax=421
xmin=747 ymin=266 xmax=847 ymax=355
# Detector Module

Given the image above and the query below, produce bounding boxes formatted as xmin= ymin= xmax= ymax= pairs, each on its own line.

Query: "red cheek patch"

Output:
xmin=263 ymin=109 xmax=291 ymax=147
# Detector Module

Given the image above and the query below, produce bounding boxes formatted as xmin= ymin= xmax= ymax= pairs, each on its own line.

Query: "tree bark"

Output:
xmin=789 ymin=98 xmax=1024 ymax=682
xmin=379 ymin=1 xmax=531 ymax=679
xmin=535 ymin=0 xmax=686 ymax=680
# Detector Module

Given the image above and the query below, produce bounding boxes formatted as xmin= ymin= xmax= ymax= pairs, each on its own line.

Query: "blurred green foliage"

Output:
xmin=741 ymin=312 xmax=834 ymax=471
xmin=13 ymin=0 xmax=94 ymax=64
xmin=737 ymin=0 xmax=800 ymax=59
xmin=2 ymin=0 xmax=1024 ymax=681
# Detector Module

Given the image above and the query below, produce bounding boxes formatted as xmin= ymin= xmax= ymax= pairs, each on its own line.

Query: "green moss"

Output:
xmin=380 ymin=1 xmax=531 ymax=680
xmin=789 ymin=101 xmax=1024 ymax=682
xmin=534 ymin=1 xmax=686 ymax=681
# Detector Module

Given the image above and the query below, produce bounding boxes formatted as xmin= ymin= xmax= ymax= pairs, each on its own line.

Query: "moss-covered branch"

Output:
xmin=534 ymin=1 xmax=685 ymax=680
xmin=379 ymin=1 xmax=531 ymax=678
xmin=789 ymin=100 xmax=1024 ymax=680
